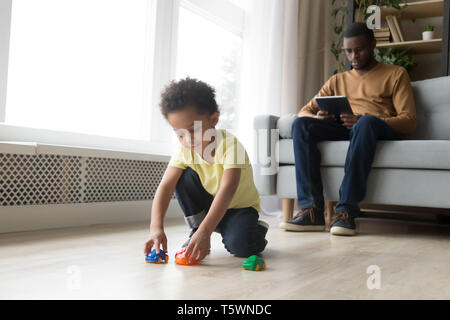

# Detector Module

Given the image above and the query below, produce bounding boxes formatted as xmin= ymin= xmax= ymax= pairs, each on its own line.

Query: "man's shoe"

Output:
xmin=330 ymin=211 xmax=356 ymax=236
xmin=280 ymin=207 xmax=325 ymax=231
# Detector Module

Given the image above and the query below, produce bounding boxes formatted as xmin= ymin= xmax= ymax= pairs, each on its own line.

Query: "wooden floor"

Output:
xmin=1 ymin=214 xmax=450 ymax=300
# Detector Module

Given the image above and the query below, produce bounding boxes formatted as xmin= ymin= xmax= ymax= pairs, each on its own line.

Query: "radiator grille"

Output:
xmin=0 ymin=153 xmax=168 ymax=206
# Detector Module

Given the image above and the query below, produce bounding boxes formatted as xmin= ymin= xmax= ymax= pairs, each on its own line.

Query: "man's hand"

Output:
xmin=144 ymin=227 xmax=168 ymax=255
xmin=316 ymin=110 xmax=336 ymax=121
xmin=340 ymin=113 xmax=362 ymax=130
xmin=184 ymin=228 xmax=211 ymax=264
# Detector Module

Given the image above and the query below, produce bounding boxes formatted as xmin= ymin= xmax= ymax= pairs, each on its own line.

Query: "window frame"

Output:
xmin=0 ymin=0 xmax=244 ymax=155
xmin=180 ymin=0 xmax=244 ymax=37
xmin=0 ymin=0 xmax=12 ymax=123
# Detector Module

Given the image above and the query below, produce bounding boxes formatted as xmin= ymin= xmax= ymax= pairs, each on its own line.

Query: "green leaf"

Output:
xmin=374 ymin=46 xmax=418 ymax=73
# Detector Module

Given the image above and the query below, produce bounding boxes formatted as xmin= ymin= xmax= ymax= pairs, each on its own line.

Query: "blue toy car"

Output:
xmin=146 ymin=249 xmax=169 ymax=264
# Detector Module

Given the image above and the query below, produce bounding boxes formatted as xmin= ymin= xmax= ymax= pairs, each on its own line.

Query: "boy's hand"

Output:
xmin=184 ymin=228 xmax=211 ymax=264
xmin=144 ymin=227 xmax=168 ymax=255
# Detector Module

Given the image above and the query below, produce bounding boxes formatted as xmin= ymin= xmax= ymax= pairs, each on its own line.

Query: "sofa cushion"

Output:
xmin=276 ymin=113 xmax=297 ymax=138
xmin=278 ymin=139 xmax=450 ymax=170
xmin=276 ymin=165 xmax=450 ymax=208
xmin=409 ymin=76 xmax=450 ymax=140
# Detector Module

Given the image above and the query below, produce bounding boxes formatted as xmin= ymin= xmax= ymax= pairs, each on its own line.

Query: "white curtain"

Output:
xmin=235 ymin=0 xmax=337 ymax=216
xmin=235 ymin=0 xmax=299 ymax=216
xmin=236 ymin=0 xmax=299 ymax=157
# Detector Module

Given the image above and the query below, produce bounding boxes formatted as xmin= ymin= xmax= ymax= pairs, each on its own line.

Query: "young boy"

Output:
xmin=143 ymin=77 xmax=268 ymax=263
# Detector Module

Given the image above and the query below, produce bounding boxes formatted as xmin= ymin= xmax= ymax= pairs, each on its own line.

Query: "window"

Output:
xmin=0 ymin=0 xmax=245 ymax=154
xmin=176 ymin=1 xmax=243 ymax=130
xmin=5 ymin=0 xmax=153 ymax=140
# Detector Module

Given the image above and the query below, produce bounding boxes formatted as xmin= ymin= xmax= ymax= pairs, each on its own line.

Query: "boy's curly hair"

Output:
xmin=159 ymin=77 xmax=219 ymax=119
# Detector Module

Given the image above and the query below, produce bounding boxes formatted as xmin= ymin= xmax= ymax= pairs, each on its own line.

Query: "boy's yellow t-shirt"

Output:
xmin=168 ymin=129 xmax=261 ymax=212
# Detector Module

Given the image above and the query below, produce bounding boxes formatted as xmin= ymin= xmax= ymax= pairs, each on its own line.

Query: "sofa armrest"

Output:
xmin=253 ymin=115 xmax=280 ymax=196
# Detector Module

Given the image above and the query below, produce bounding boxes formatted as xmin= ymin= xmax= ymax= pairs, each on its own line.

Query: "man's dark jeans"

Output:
xmin=291 ymin=115 xmax=399 ymax=217
xmin=174 ymin=167 xmax=267 ymax=257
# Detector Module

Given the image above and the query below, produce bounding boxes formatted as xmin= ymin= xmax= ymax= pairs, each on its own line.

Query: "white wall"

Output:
xmin=0 ymin=199 xmax=183 ymax=233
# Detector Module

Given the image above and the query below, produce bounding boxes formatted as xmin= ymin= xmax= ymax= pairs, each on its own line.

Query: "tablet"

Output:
xmin=315 ymin=96 xmax=353 ymax=116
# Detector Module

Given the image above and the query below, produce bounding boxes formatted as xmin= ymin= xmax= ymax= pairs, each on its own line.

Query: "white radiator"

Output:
xmin=0 ymin=143 xmax=183 ymax=233
xmin=0 ymin=153 xmax=168 ymax=205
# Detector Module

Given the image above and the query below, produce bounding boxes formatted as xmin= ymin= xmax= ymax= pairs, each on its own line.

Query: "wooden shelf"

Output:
xmin=376 ymin=38 xmax=442 ymax=54
xmin=381 ymin=0 xmax=444 ymax=20
xmin=348 ymin=0 xmax=449 ymax=76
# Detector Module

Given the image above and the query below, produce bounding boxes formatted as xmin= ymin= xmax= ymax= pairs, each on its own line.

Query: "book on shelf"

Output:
xmin=374 ymin=27 xmax=390 ymax=35
xmin=374 ymin=27 xmax=390 ymax=32
xmin=392 ymin=16 xmax=405 ymax=42
xmin=374 ymin=31 xmax=390 ymax=37
xmin=375 ymin=29 xmax=391 ymax=42
xmin=385 ymin=16 xmax=402 ymax=42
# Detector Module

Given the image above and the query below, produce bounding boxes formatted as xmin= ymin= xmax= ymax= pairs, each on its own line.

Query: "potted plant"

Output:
xmin=422 ymin=25 xmax=434 ymax=40
xmin=374 ymin=47 xmax=418 ymax=73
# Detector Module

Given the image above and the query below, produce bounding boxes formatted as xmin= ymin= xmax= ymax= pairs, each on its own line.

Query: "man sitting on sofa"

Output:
xmin=283 ymin=22 xmax=416 ymax=236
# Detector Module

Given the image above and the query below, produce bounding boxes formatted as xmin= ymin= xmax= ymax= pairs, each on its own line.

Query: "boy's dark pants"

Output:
xmin=292 ymin=115 xmax=399 ymax=217
xmin=174 ymin=167 xmax=267 ymax=257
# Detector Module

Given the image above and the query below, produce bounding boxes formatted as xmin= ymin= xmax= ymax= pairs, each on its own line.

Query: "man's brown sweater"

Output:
xmin=298 ymin=62 xmax=416 ymax=136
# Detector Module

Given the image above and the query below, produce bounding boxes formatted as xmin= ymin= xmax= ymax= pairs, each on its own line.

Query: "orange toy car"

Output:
xmin=174 ymin=247 xmax=198 ymax=266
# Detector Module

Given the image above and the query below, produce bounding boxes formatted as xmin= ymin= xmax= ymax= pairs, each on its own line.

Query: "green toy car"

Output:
xmin=242 ymin=255 xmax=266 ymax=271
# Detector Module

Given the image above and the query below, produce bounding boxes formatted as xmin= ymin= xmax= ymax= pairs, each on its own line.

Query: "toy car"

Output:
xmin=146 ymin=249 xmax=169 ymax=264
xmin=174 ymin=247 xmax=198 ymax=266
xmin=242 ymin=255 xmax=266 ymax=271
